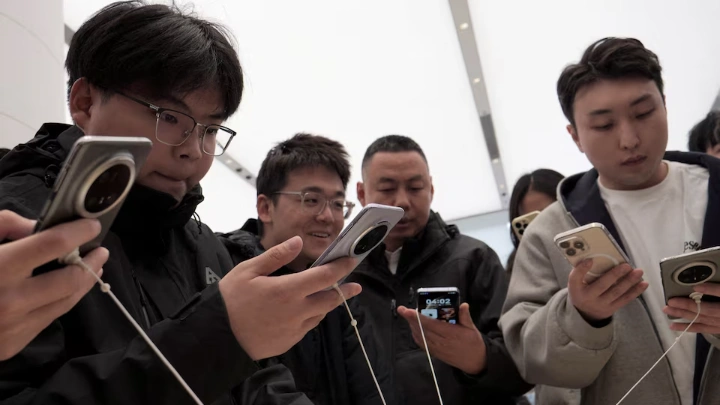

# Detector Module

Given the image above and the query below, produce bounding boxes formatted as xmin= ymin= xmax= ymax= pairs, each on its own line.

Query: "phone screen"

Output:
xmin=417 ymin=289 xmax=460 ymax=324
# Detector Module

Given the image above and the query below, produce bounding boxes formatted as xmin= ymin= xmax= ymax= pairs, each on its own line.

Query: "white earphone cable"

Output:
xmin=60 ymin=249 xmax=205 ymax=405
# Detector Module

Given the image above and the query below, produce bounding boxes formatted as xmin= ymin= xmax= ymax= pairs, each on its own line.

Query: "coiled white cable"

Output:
xmin=59 ymin=248 xmax=204 ymax=405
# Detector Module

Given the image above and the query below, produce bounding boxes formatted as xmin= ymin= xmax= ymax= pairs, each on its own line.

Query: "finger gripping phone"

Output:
xmin=311 ymin=203 xmax=404 ymax=286
xmin=554 ymin=223 xmax=630 ymax=284
xmin=660 ymin=247 xmax=720 ymax=317
xmin=417 ymin=287 xmax=460 ymax=324
xmin=511 ymin=211 xmax=540 ymax=241
xmin=33 ymin=136 xmax=152 ymax=256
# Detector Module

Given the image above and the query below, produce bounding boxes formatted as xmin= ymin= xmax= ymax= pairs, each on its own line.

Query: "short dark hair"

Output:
xmin=361 ymin=135 xmax=428 ymax=173
xmin=688 ymin=111 xmax=720 ymax=153
xmin=508 ymin=168 xmax=564 ymax=248
xmin=256 ymin=133 xmax=351 ymax=199
xmin=66 ymin=1 xmax=243 ymax=119
xmin=557 ymin=37 xmax=664 ymax=125
xmin=0 ymin=148 xmax=10 ymax=160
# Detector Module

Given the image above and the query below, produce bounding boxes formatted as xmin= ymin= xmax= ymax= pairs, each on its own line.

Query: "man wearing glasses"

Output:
xmin=219 ymin=134 xmax=397 ymax=405
xmin=0 ymin=2 xmax=361 ymax=404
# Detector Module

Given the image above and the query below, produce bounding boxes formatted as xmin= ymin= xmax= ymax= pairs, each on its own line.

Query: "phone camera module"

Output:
xmin=566 ymin=248 xmax=577 ymax=257
xmin=559 ymin=241 xmax=570 ymax=249
xmin=674 ymin=262 xmax=716 ymax=286
xmin=573 ymin=241 xmax=585 ymax=250
xmin=351 ymin=223 xmax=389 ymax=256
xmin=84 ymin=164 xmax=132 ymax=214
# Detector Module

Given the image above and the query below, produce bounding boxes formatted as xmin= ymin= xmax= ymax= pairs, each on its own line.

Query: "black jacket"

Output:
xmin=345 ymin=211 xmax=532 ymax=405
xmin=0 ymin=124 xmax=259 ymax=404
xmin=559 ymin=151 xmax=720 ymax=405
xmin=218 ymin=219 xmax=398 ymax=405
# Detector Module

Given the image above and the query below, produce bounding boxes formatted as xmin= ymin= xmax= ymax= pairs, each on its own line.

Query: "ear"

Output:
xmin=567 ymin=124 xmax=584 ymax=153
xmin=68 ymin=78 xmax=96 ymax=132
xmin=257 ymin=194 xmax=274 ymax=225
xmin=429 ymin=176 xmax=435 ymax=203
xmin=356 ymin=181 xmax=366 ymax=206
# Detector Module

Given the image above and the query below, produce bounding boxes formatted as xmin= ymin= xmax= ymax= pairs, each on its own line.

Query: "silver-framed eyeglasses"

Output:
xmin=115 ymin=91 xmax=236 ymax=156
xmin=275 ymin=191 xmax=355 ymax=219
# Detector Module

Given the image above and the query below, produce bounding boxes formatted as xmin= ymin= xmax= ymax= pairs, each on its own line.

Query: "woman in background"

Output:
xmin=506 ymin=169 xmax=564 ymax=275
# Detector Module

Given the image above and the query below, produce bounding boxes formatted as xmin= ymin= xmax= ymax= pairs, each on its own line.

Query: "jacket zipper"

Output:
xmin=132 ymin=272 xmax=151 ymax=329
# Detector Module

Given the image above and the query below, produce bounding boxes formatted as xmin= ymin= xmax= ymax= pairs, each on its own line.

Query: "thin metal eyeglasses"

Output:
xmin=115 ymin=91 xmax=236 ymax=157
xmin=275 ymin=191 xmax=355 ymax=219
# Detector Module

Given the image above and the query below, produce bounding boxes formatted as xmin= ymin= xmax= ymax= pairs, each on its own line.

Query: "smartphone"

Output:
xmin=311 ymin=203 xmax=404 ymax=286
xmin=34 ymin=136 xmax=153 ymax=256
xmin=660 ymin=247 xmax=720 ymax=319
xmin=417 ymin=287 xmax=460 ymax=324
xmin=554 ymin=223 xmax=630 ymax=284
xmin=511 ymin=211 xmax=540 ymax=241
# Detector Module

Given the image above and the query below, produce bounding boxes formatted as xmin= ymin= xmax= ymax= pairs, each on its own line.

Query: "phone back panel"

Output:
xmin=35 ymin=136 xmax=152 ymax=254
xmin=660 ymin=247 xmax=720 ymax=304
xmin=554 ymin=223 xmax=629 ymax=283
xmin=311 ymin=203 xmax=404 ymax=279
xmin=512 ymin=211 xmax=540 ymax=240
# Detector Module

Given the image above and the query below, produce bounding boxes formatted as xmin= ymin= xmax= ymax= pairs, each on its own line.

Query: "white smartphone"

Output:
xmin=511 ymin=211 xmax=540 ymax=241
xmin=660 ymin=247 xmax=720 ymax=319
xmin=311 ymin=203 xmax=404 ymax=285
xmin=554 ymin=223 xmax=630 ymax=284
xmin=417 ymin=287 xmax=460 ymax=324
xmin=34 ymin=136 xmax=153 ymax=256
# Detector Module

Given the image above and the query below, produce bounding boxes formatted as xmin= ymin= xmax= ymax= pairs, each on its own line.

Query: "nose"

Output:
xmin=619 ymin=121 xmax=641 ymax=151
xmin=315 ymin=200 xmax=336 ymax=224
xmin=175 ymin=126 xmax=204 ymax=160
xmin=393 ymin=189 xmax=410 ymax=211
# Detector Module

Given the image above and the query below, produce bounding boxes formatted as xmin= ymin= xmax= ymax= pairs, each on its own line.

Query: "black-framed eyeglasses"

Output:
xmin=275 ymin=191 xmax=355 ymax=219
xmin=115 ymin=91 xmax=236 ymax=157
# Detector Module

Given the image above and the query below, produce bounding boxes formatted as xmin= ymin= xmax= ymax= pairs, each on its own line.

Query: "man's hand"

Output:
xmin=397 ymin=303 xmax=487 ymax=375
xmin=219 ymin=236 xmax=362 ymax=361
xmin=664 ymin=283 xmax=720 ymax=334
xmin=568 ymin=259 xmax=648 ymax=323
xmin=0 ymin=210 xmax=108 ymax=360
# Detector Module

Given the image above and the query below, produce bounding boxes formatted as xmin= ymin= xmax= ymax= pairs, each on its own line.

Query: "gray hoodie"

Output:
xmin=499 ymin=152 xmax=720 ymax=405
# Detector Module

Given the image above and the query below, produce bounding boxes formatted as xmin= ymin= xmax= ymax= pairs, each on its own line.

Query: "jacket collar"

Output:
xmin=558 ymin=151 xmax=720 ymax=252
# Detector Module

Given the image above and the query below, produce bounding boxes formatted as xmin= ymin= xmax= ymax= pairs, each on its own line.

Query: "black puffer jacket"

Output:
xmin=345 ymin=211 xmax=532 ymax=405
xmin=219 ymin=219 xmax=399 ymax=405
xmin=0 ymin=124 xmax=260 ymax=405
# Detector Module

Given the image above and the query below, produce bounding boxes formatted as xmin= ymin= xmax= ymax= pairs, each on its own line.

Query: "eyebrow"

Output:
xmin=303 ymin=186 xmax=346 ymax=198
xmin=588 ymin=94 xmax=653 ymax=117
xmin=163 ymin=94 xmax=226 ymax=120
xmin=378 ymin=175 xmax=424 ymax=183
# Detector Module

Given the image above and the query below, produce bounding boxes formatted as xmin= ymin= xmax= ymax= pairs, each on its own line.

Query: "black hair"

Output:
xmin=557 ymin=37 xmax=663 ymax=126
xmin=506 ymin=169 xmax=564 ymax=274
xmin=0 ymin=148 xmax=10 ymax=160
xmin=66 ymin=1 xmax=243 ymax=119
xmin=361 ymin=135 xmax=427 ymax=173
xmin=688 ymin=111 xmax=720 ymax=153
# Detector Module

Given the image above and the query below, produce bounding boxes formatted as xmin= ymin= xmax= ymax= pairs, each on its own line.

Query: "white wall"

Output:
xmin=0 ymin=0 xmax=65 ymax=148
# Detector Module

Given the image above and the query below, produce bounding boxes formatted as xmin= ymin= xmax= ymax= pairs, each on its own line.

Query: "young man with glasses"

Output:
xmin=219 ymin=133 xmax=397 ymax=405
xmin=0 ymin=3 xmax=361 ymax=404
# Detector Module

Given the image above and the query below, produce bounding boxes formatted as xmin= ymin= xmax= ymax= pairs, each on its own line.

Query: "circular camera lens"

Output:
xmin=574 ymin=241 xmax=585 ymax=249
xmin=519 ymin=229 xmax=524 ymax=235
xmin=84 ymin=164 xmax=132 ymax=214
xmin=677 ymin=265 xmax=714 ymax=285
xmin=559 ymin=241 xmax=570 ymax=249
xmin=353 ymin=224 xmax=389 ymax=256
xmin=515 ymin=223 xmax=523 ymax=228
xmin=566 ymin=248 xmax=576 ymax=257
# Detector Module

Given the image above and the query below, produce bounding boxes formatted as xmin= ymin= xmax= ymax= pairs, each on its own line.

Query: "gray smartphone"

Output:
xmin=660 ymin=247 xmax=720 ymax=319
xmin=34 ymin=135 xmax=153 ymax=256
xmin=554 ymin=223 xmax=631 ymax=284
xmin=417 ymin=287 xmax=460 ymax=324
xmin=311 ymin=203 xmax=404 ymax=286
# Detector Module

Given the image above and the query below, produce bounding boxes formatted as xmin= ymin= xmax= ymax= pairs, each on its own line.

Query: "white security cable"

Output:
xmin=59 ymin=249 xmax=205 ymax=405
xmin=416 ymin=309 xmax=444 ymax=405
xmin=333 ymin=284 xmax=388 ymax=405
xmin=615 ymin=293 xmax=703 ymax=405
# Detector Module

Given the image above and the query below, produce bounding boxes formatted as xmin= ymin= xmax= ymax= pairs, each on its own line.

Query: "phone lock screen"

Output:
xmin=417 ymin=289 xmax=460 ymax=324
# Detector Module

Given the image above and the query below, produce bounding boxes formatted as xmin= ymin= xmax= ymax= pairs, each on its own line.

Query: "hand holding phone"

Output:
xmin=310 ymin=203 xmax=404 ymax=287
xmin=417 ymin=287 xmax=460 ymax=324
xmin=661 ymin=247 xmax=720 ymax=321
xmin=554 ymin=223 xmax=630 ymax=284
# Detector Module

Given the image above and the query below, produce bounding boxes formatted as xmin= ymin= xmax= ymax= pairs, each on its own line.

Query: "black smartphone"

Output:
xmin=417 ymin=287 xmax=461 ymax=324
xmin=34 ymin=135 xmax=152 ymax=256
